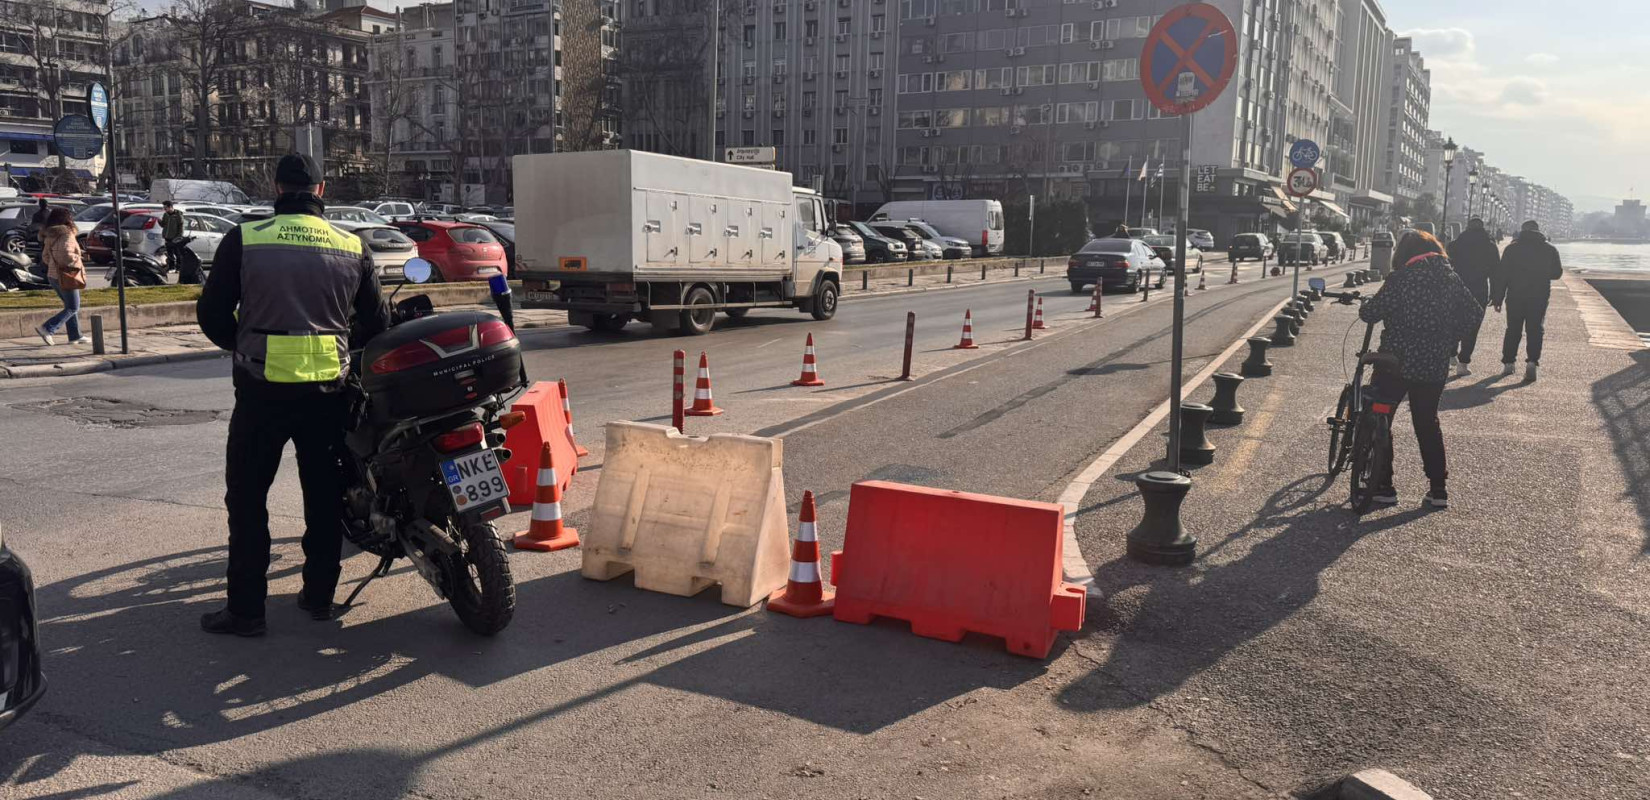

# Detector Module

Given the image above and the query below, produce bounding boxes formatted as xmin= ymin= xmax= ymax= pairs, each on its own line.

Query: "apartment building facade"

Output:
xmin=1376 ymin=34 xmax=1427 ymax=200
xmin=0 ymin=0 xmax=112 ymax=191
xmin=367 ymin=2 xmax=456 ymax=199
xmin=1331 ymin=0 xmax=1391 ymax=227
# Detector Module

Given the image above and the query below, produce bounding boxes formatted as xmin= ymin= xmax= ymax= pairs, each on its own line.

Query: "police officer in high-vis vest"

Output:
xmin=197 ymin=153 xmax=389 ymax=637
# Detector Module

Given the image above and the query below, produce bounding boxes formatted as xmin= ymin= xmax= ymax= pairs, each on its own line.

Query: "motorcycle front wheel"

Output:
xmin=445 ymin=519 xmax=516 ymax=635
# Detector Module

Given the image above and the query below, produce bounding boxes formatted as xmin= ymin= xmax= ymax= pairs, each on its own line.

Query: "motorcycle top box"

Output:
xmin=362 ymin=310 xmax=522 ymax=421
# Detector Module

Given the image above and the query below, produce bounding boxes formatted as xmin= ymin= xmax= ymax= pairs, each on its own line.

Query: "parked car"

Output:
xmin=828 ymin=225 xmax=867 ymax=264
xmin=870 ymin=222 xmax=943 ymax=261
xmin=1067 ymin=237 xmax=1165 ymax=294
xmin=898 ymin=220 xmax=972 ymax=259
xmin=846 ymin=221 xmax=907 ymax=262
xmin=1277 ymin=232 xmax=1325 ymax=266
xmin=1126 ymin=227 xmax=1160 ymax=239
xmin=1184 ymin=228 xmax=1216 ymax=251
xmin=0 ymin=524 xmax=44 ymax=732
xmin=419 ymin=202 xmax=463 ymax=216
xmin=474 ymin=220 xmax=517 ymax=276
xmin=1228 ymin=232 xmax=1273 ymax=263
xmin=325 ymin=206 xmax=392 ymax=226
xmin=392 ymin=219 xmax=507 ymax=281
xmin=331 ymin=221 xmax=420 ymax=280
xmin=1 ymin=199 xmax=85 ymax=253
xmin=73 ymin=202 xmax=117 ymax=237
xmin=84 ymin=208 xmax=152 ymax=263
xmin=1318 ymin=231 xmax=1346 ymax=262
xmin=1143 ymin=234 xmax=1204 ymax=273
xmin=124 ymin=210 xmax=235 ymax=266
xmin=370 ymin=200 xmax=418 ymax=220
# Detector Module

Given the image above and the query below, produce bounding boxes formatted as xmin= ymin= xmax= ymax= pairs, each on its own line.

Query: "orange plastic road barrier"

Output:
xmin=792 ymin=334 xmax=825 ymax=387
xmin=501 ymin=381 xmax=577 ymax=506
xmin=1032 ymin=296 xmax=1049 ymax=330
xmin=558 ymin=379 xmax=590 ymax=458
xmin=766 ymin=490 xmax=835 ymax=618
xmin=954 ymin=309 xmax=979 ymax=350
xmin=512 ymin=443 xmax=580 ymax=552
xmin=685 ymin=351 xmax=725 ymax=417
xmin=830 ymin=481 xmax=1086 ymax=659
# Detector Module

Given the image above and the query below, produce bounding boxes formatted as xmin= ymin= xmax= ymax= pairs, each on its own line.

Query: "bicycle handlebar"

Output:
xmin=1320 ymin=290 xmax=1365 ymax=304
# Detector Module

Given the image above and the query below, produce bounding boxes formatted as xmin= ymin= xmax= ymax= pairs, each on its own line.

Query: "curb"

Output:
xmin=1333 ymin=769 xmax=1433 ymax=800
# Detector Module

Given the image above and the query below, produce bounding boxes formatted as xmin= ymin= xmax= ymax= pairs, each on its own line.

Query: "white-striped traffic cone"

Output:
xmin=1087 ymin=283 xmax=1103 ymax=317
xmin=766 ymin=490 xmax=834 ymax=618
xmin=1197 ymin=269 xmax=1208 ymax=291
xmin=685 ymin=351 xmax=724 ymax=416
xmin=792 ymin=333 xmax=825 ymax=386
xmin=1032 ymin=296 xmax=1049 ymax=329
xmin=512 ymin=443 xmax=579 ymax=552
xmin=558 ymin=378 xmax=590 ymax=457
xmin=954 ymin=309 xmax=979 ymax=349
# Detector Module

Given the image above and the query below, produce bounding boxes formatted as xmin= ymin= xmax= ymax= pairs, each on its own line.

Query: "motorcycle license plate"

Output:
xmin=440 ymin=450 xmax=508 ymax=511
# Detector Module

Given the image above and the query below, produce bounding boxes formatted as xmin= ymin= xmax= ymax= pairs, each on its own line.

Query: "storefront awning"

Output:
xmin=1267 ymin=204 xmax=1293 ymax=220
xmin=5 ymin=166 xmax=93 ymax=179
xmin=1270 ymin=185 xmax=1291 ymax=204
xmin=1319 ymin=201 xmax=1351 ymax=219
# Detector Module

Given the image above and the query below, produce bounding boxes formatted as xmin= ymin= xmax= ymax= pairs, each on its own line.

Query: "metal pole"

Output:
xmin=1290 ymin=202 xmax=1303 ymax=300
xmin=706 ymin=0 xmax=720 ymax=161
xmin=1167 ymin=112 xmax=1192 ymax=471
xmin=1122 ymin=160 xmax=1132 ymax=230
xmin=1440 ymin=162 xmax=1452 ymax=235
xmin=103 ymin=49 xmax=128 ymax=354
xmin=898 ymin=312 xmax=915 ymax=381
xmin=1023 ymin=289 xmax=1034 ymax=340
xmin=672 ymin=349 xmax=686 ymax=432
xmin=1027 ymin=194 xmax=1036 ymax=256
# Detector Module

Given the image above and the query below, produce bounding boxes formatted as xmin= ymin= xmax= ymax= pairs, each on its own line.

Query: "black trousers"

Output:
xmin=224 ymin=384 xmax=350 ymax=619
xmin=164 ymin=240 xmax=185 ymax=271
xmin=1457 ymin=286 xmax=1490 ymax=364
xmin=1502 ymin=292 xmax=1551 ymax=365
xmin=1370 ymin=372 xmax=1448 ymax=490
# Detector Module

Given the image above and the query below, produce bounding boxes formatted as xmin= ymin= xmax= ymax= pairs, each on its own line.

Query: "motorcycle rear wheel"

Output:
xmin=446 ymin=519 xmax=516 ymax=635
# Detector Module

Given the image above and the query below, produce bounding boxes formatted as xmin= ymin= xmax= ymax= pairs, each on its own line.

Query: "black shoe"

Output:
xmin=201 ymin=608 xmax=266 ymax=637
xmin=296 ymin=593 xmax=338 ymax=621
xmin=1373 ymin=487 xmax=1399 ymax=505
xmin=1425 ymin=489 xmax=1449 ymax=509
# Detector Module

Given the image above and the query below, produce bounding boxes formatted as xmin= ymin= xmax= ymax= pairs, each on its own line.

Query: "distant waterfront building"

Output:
xmin=1617 ymin=199 xmax=1647 ymax=238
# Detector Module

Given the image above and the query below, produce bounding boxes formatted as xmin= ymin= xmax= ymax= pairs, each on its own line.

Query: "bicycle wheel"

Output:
xmin=1347 ymin=414 xmax=1389 ymax=514
xmin=1326 ymin=385 xmax=1354 ymax=476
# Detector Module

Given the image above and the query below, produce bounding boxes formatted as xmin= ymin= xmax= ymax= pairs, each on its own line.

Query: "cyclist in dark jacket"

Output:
xmin=1493 ymin=220 xmax=1563 ymax=383
xmin=1445 ymin=217 xmax=1500 ymax=375
xmin=1358 ymin=230 xmax=1484 ymax=509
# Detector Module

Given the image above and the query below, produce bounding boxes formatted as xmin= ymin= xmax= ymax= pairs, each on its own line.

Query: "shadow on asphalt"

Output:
xmin=1057 ymin=475 xmax=1429 ymax=712
xmin=6 ymin=538 xmax=1049 ymax=798
xmin=1592 ymin=349 xmax=1650 ymax=553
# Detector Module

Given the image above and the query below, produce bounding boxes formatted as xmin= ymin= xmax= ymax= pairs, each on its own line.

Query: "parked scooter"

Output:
xmin=96 ymin=230 xmax=171 ymax=287
xmin=0 ymin=251 xmax=49 ymax=292
xmin=172 ymin=236 xmax=206 ymax=285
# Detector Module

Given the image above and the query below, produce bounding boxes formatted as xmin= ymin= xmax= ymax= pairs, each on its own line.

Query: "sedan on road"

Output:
xmin=393 ymin=219 xmax=507 ymax=282
xmin=1229 ymin=232 xmax=1273 ymax=263
xmin=0 ymin=524 xmax=44 ymax=732
xmin=1067 ymin=237 xmax=1165 ymax=293
xmin=473 ymin=220 xmax=517 ymax=276
xmin=1277 ymin=232 xmax=1324 ymax=266
xmin=1143 ymin=234 xmax=1205 ymax=273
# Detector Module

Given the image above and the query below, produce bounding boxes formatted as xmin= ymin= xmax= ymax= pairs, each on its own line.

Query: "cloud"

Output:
xmin=1400 ymin=28 xmax=1477 ymax=64
xmin=1525 ymin=53 xmax=1560 ymax=66
xmin=1499 ymin=78 xmax=1548 ymax=106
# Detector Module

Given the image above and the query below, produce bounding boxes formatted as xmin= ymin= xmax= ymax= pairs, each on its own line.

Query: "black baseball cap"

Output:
xmin=275 ymin=152 xmax=323 ymax=188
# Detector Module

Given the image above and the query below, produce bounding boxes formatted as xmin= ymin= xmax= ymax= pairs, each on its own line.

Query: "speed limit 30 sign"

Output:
xmin=1286 ymin=167 xmax=1318 ymax=198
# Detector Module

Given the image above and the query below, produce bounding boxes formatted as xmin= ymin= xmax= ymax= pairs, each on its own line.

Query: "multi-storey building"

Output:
xmin=0 ymin=0 xmax=112 ymax=192
xmin=559 ymin=0 xmax=623 ymax=152
xmin=367 ymin=2 xmax=457 ymax=199
xmin=1376 ymin=34 xmax=1427 ymax=200
xmin=446 ymin=0 xmax=561 ymax=205
xmin=115 ymin=0 xmax=373 ymax=194
xmin=621 ymin=0 xmax=715 ymax=159
xmin=1332 ymin=0 xmax=1391 ymax=228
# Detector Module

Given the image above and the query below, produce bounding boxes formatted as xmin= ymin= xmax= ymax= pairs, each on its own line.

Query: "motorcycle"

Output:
xmin=338 ymin=258 xmax=528 ymax=635
xmin=0 ymin=251 xmax=49 ymax=292
xmin=170 ymin=236 xmax=206 ymax=285
xmin=95 ymin=230 xmax=171 ymax=287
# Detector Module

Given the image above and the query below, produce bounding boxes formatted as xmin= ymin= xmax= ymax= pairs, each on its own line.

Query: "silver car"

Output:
xmin=331 ymin=220 xmax=419 ymax=279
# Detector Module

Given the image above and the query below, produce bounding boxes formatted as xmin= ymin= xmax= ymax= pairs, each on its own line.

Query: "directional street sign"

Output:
xmin=1289 ymin=139 xmax=1321 ymax=169
xmin=1139 ymin=3 xmax=1239 ymax=116
xmin=1286 ymin=167 xmax=1319 ymax=198
xmin=53 ymin=114 xmax=104 ymax=161
xmin=724 ymin=146 xmax=776 ymax=165
xmin=88 ymin=82 xmax=109 ymax=133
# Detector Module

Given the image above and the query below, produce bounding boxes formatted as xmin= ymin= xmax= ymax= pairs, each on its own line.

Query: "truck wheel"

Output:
xmin=586 ymin=313 xmax=628 ymax=333
xmin=679 ymin=286 xmax=717 ymax=335
xmin=809 ymin=279 xmax=839 ymax=321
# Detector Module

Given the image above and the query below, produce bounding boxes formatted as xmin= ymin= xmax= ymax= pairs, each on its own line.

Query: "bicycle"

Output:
xmin=1318 ymin=280 xmax=1404 ymax=513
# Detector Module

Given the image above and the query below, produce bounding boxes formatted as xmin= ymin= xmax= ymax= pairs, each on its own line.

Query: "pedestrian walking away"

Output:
xmin=161 ymin=201 xmax=186 ymax=273
xmin=1445 ymin=217 xmax=1501 ymax=377
xmin=1357 ymin=231 xmax=1484 ymax=509
xmin=1494 ymin=220 xmax=1562 ymax=383
xmin=195 ymin=153 xmax=389 ymax=637
xmin=34 ymin=207 xmax=90 ymax=346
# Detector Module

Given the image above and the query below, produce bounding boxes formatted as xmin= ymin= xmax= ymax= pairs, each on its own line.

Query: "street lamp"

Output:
xmin=1466 ymin=167 xmax=1480 ymax=219
xmin=1440 ymin=137 xmax=1458 ymax=233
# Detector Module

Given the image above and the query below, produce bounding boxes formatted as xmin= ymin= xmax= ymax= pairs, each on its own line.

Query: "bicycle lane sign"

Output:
xmin=1139 ymin=3 xmax=1239 ymax=116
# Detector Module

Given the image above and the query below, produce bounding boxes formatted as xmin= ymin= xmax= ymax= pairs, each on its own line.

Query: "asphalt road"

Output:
xmin=0 ymin=258 xmax=1360 ymax=799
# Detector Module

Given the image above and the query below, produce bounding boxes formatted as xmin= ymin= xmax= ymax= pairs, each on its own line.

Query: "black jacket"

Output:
xmin=1446 ymin=227 xmax=1499 ymax=302
xmin=1493 ymin=230 xmax=1562 ymax=304
xmin=1360 ymin=253 xmax=1484 ymax=384
xmin=197 ymin=193 xmax=388 ymax=391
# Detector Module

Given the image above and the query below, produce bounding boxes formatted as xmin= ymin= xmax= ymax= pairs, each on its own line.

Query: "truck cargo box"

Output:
xmin=513 ymin=150 xmax=798 ymax=282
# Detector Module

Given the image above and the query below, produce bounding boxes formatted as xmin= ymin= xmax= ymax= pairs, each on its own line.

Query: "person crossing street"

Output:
xmin=194 ymin=153 xmax=389 ymax=637
xmin=1446 ymin=217 xmax=1501 ymax=377
xmin=1494 ymin=220 xmax=1563 ymax=383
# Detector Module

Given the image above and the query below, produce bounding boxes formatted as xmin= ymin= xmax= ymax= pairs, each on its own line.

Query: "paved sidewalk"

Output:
xmin=0 ymin=252 xmax=1257 ymax=379
xmin=1069 ymin=275 xmax=1650 ymax=797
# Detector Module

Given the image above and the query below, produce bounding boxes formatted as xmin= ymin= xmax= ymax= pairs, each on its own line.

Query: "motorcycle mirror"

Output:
xmin=403 ymin=258 xmax=433 ymax=284
xmin=1308 ymin=277 xmax=1327 ymax=292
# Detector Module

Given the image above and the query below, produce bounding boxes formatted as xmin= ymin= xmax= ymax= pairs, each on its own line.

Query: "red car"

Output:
xmin=392 ymin=219 xmax=508 ymax=282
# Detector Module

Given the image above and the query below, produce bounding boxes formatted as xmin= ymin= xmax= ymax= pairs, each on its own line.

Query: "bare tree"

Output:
xmin=161 ymin=0 xmax=256 ymax=178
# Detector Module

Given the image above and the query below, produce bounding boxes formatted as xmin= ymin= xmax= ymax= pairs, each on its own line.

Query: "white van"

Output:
xmin=870 ymin=199 xmax=1004 ymax=257
xmin=149 ymin=179 xmax=251 ymax=206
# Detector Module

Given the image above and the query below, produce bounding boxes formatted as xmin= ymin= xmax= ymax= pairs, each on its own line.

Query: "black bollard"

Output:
xmin=1280 ymin=308 xmax=1302 ymax=336
xmin=946 ymin=264 xmax=953 ymax=283
xmin=1310 ymin=285 xmax=1324 ymax=300
xmin=1126 ymin=471 xmax=1197 ymax=566
xmin=1288 ymin=300 xmax=1309 ymax=322
xmin=1342 ymin=272 xmax=1358 ymax=288
xmin=1296 ymin=292 xmax=1315 ymax=312
xmin=1208 ymin=373 xmax=1245 ymax=425
xmin=1179 ymin=402 xmax=1217 ymax=465
xmin=1240 ymin=337 xmax=1273 ymax=377
xmin=1271 ymin=315 xmax=1297 ymax=346
xmin=861 ymin=271 xmax=869 ymax=291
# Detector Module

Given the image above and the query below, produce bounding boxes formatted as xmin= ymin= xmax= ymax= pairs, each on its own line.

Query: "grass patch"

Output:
xmin=0 ymin=285 xmax=202 ymax=310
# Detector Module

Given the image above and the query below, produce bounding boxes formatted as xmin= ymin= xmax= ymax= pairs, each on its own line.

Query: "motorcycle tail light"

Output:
xmin=370 ymin=341 xmax=439 ymax=373
xmin=434 ymin=422 xmax=485 ymax=453
xmin=476 ymin=320 xmax=514 ymax=346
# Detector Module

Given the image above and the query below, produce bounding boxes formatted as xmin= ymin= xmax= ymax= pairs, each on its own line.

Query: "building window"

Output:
xmin=837 ymin=18 xmax=851 ymax=35
xmin=743 ymin=130 xmax=755 ymax=145
xmin=806 ymin=19 xmax=819 ymax=37
xmin=834 ymin=127 xmax=849 ymax=145
xmin=773 ymin=129 xmax=785 ymax=145
xmin=804 ymin=128 xmax=817 ymax=145
xmin=774 ymin=21 xmax=786 ymax=39
xmin=871 ymin=14 xmax=886 ymax=32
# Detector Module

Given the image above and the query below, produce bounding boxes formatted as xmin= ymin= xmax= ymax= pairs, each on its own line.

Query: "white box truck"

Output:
xmin=870 ymin=199 xmax=1005 ymax=257
xmin=513 ymin=150 xmax=843 ymax=335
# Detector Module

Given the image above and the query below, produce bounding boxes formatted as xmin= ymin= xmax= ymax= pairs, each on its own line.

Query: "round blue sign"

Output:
xmin=89 ymin=82 xmax=109 ymax=132
xmin=1289 ymin=139 xmax=1321 ymax=169
xmin=54 ymin=114 xmax=104 ymax=160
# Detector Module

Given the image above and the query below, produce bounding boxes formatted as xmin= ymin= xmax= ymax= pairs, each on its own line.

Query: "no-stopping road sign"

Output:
xmin=1140 ymin=3 xmax=1239 ymax=116
xmin=1286 ymin=167 xmax=1319 ymax=198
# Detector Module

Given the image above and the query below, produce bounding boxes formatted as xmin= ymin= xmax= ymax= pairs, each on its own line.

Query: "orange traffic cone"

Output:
xmin=685 ymin=351 xmax=724 ymax=416
xmin=512 ymin=443 xmax=580 ymax=552
xmin=1086 ymin=284 xmax=1103 ymax=317
xmin=1196 ymin=270 xmax=1208 ymax=291
xmin=1032 ymin=296 xmax=1049 ymax=330
xmin=792 ymin=333 xmax=825 ymax=386
xmin=766 ymin=490 xmax=834 ymax=618
xmin=558 ymin=379 xmax=590 ymax=458
xmin=954 ymin=309 xmax=979 ymax=349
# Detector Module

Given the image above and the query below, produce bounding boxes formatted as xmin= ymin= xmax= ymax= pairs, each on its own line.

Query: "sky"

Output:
xmin=1384 ymin=0 xmax=1650 ymax=213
